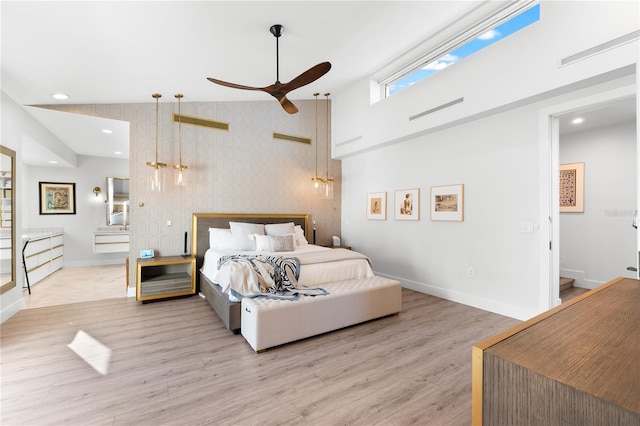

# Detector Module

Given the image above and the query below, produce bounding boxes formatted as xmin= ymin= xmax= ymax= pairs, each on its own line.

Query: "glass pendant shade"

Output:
xmin=174 ymin=165 xmax=187 ymax=186
xmin=147 ymin=161 xmax=166 ymax=191
xmin=322 ymin=178 xmax=334 ymax=200
xmin=146 ymin=93 xmax=166 ymax=192
xmin=311 ymin=176 xmax=324 ymax=193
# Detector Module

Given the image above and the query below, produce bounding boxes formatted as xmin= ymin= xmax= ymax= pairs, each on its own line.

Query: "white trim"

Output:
xmin=1 ymin=292 xmax=25 ymax=323
xmin=375 ymin=272 xmax=540 ymax=321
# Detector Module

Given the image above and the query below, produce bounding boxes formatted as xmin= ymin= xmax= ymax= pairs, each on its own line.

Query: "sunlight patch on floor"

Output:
xmin=67 ymin=330 xmax=112 ymax=375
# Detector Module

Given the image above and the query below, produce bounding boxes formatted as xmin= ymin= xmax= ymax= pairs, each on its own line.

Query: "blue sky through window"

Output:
xmin=386 ymin=4 xmax=540 ymax=97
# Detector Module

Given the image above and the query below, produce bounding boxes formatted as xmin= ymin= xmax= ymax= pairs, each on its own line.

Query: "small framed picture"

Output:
xmin=395 ymin=188 xmax=420 ymax=220
xmin=559 ymin=162 xmax=584 ymax=213
xmin=366 ymin=192 xmax=387 ymax=220
xmin=39 ymin=182 xmax=76 ymax=215
xmin=431 ymin=184 xmax=464 ymax=221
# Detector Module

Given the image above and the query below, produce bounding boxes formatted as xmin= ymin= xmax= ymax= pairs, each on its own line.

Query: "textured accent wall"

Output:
xmin=47 ymin=99 xmax=341 ymax=285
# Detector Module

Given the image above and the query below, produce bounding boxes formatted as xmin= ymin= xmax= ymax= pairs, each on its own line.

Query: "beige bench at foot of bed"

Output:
xmin=241 ymin=276 xmax=402 ymax=352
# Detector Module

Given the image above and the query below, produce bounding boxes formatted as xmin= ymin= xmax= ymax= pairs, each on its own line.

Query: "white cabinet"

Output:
xmin=23 ymin=230 xmax=64 ymax=286
xmin=93 ymin=232 xmax=129 ymax=253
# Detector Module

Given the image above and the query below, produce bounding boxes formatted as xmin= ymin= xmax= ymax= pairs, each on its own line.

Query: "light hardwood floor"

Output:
xmin=2 ymin=266 xmax=520 ymax=426
xmin=22 ymin=264 xmax=127 ymax=309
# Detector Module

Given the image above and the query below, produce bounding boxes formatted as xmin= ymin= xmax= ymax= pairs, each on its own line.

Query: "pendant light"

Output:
xmin=322 ymin=92 xmax=334 ymax=200
xmin=311 ymin=92 xmax=324 ymax=193
xmin=173 ymin=93 xmax=188 ymax=186
xmin=146 ymin=93 xmax=166 ymax=191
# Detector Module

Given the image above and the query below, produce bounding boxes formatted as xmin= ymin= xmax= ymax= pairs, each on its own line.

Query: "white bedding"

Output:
xmin=201 ymin=244 xmax=374 ymax=301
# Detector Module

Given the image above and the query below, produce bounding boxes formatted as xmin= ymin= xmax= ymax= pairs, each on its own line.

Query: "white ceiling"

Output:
xmin=2 ymin=1 xmax=636 ymax=167
xmin=558 ymin=96 xmax=637 ymax=135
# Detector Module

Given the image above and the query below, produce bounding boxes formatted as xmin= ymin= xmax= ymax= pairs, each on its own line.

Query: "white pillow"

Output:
xmin=294 ymin=225 xmax=308 ymax=246
xmin=265 ymin=222 xmax=295 ymax=236
xmin=268 ymin=234 xmax=296 ymax=252
xmin=229 ymin=222 xmax=265 ymax=250
xmin=208 ymin=228 xmax=237 ymax=250
xmin=253 ymin=234 xmax=271 ymax=251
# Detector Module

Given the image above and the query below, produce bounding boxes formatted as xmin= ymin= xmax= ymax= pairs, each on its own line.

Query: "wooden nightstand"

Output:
xmin=136 ymin=255 xmax=195 ymax=302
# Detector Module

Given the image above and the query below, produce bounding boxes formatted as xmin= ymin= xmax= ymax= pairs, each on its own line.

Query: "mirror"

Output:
xmin=106 ymin=177 xmax=129 ymax=226
xmin=1 ymin=146 xmax=15 ymax=294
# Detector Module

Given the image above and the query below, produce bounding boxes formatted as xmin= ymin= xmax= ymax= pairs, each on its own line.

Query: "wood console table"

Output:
xmin=472 ymin=277 xmax=640 ymax=425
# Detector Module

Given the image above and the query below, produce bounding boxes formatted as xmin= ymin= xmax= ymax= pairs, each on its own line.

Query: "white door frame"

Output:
xmin=538 ymin=83 xmax=638 ymax=312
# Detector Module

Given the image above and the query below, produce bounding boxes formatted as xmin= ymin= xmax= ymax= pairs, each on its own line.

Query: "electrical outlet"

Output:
xmin=467 ymin=267 xmax=474 ymax=278
xmin=166 ymin=219 xmax=172 ymax=227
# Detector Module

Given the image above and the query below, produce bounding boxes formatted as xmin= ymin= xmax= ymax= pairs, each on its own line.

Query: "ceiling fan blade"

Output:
xmin=206 ymin=77 xmax=265 ymax=92
xmin=276 ymin=95 xmax=299 ymax=114
xmin=280 ymin=62 xmax=332 ymax=93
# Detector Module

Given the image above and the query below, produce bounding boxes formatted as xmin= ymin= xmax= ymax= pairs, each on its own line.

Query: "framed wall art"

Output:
xmin=430 ymin=184 xmax=464 ymax=221
xmin=366 ymin=192 xmax=387 ymax=220
xmin=39 ymin=181 xmax=76 ymax=215
xmin=394 ymin=188 xmax=419 ymax=221
xmin=559 ymin=162 xmax=584 ymax=213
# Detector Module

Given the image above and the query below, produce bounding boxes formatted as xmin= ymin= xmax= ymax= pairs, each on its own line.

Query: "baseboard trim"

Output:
xmin=1 ymin=294 xmax=25 ymax=323
xmin=374 ymin=271 xmax=540 ymax=321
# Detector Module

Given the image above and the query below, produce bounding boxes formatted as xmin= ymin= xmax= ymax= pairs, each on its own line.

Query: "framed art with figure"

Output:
xmin=395 ymin=188 xmax=420 ymax=221
xmin=39 ymin=182 xmax=76 ymax=215
xmin=367 ymin=192 xmax=387 ymax=220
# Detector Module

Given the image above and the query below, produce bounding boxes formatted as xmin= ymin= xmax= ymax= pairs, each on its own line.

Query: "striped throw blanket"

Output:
xmin=218 ymin=254 xmax=329 ymax=300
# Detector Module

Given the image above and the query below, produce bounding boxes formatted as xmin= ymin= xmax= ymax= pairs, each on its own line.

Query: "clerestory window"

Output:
xmin=383 ymin=3 xmax=540 ymax=98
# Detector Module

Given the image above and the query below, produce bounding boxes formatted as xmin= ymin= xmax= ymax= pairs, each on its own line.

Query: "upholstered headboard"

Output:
xmin=191 ymin=213 xmax=309 ymax=291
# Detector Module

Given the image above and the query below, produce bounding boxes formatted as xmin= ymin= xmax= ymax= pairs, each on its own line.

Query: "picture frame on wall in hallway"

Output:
xmin=395 ymin=188 xmax=420 ymax=220
xmin=39 ymin=182 xmax=76 ymax=215
xmin=431 ymin=184 xmax=464 ymax=221
xmin=367 ymin=192 xmax=387 ymax=220
xmin=559 ymin=162 xmax=584 ymax=213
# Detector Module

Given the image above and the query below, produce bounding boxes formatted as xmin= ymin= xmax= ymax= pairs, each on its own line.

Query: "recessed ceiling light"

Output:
xmin=571 ymin=117 xmax=584 ymax=125
xmin=52 ymin=93 xmax=69 ymax=100
xmin=102 ymin=129 xmax=113 ymax=134
xmin=49 ymin=160 xmax=58 ymax=164
xmin=114 ymin=151 xmax=122 ymax=155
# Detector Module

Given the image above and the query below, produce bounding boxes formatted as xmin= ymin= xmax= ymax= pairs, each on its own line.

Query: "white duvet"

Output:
xmin=201 ymin=244 xmax=374 ymax=301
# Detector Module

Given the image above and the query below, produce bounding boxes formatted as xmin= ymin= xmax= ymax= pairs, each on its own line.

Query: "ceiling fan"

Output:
xmin=207 ymin=24 xmax=331 ymax=114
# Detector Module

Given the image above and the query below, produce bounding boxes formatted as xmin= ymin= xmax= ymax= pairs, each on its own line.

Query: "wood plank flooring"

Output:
xmin=2 ymin=267 xmax=521 ymax=426
xmin=22 ymin=264 xmax=127 ymax=309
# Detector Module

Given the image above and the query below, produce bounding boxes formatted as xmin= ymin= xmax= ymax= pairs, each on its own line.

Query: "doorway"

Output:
xmin=540 ymin=84 xmax=638 ymax=311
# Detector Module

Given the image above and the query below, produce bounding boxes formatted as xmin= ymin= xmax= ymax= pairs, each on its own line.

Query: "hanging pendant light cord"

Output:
xmin=176 ymin=94 xmax=183 ymax=166
xmin=314 ymin=93 xmax=319 ymax=180
xmin=154 ymin=93 xmax=161 ymax=165
xmin=325 ymin=93 xmax=330 ymax=181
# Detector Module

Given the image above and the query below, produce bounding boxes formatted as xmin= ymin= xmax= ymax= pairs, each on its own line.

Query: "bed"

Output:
xmin=192 ymin=213 xmax=401 ymax=351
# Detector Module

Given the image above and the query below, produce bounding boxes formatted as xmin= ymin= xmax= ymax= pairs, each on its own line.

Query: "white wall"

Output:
xmin=333 ymin=1 xmax=639 ymax=159
xmin=336 ymin=1 xmax=639 ymax=320
xmin=24 ymin=155 xmax=129 ymax=267
xmin=560 ymin=121 xmax=637 ymax=288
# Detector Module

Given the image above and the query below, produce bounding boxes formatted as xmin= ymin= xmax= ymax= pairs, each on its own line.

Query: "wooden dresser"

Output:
xmin=472 ymin=277 xmax=640 ymax=425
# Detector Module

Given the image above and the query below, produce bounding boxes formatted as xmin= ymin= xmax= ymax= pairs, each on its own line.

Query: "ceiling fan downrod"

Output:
xmin=270 ymin=24 xmax=283 ymax=84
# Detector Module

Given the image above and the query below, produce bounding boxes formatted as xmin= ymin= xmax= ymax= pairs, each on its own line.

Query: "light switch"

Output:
xmin=520 ymin=222 xmax=534 ymax=233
